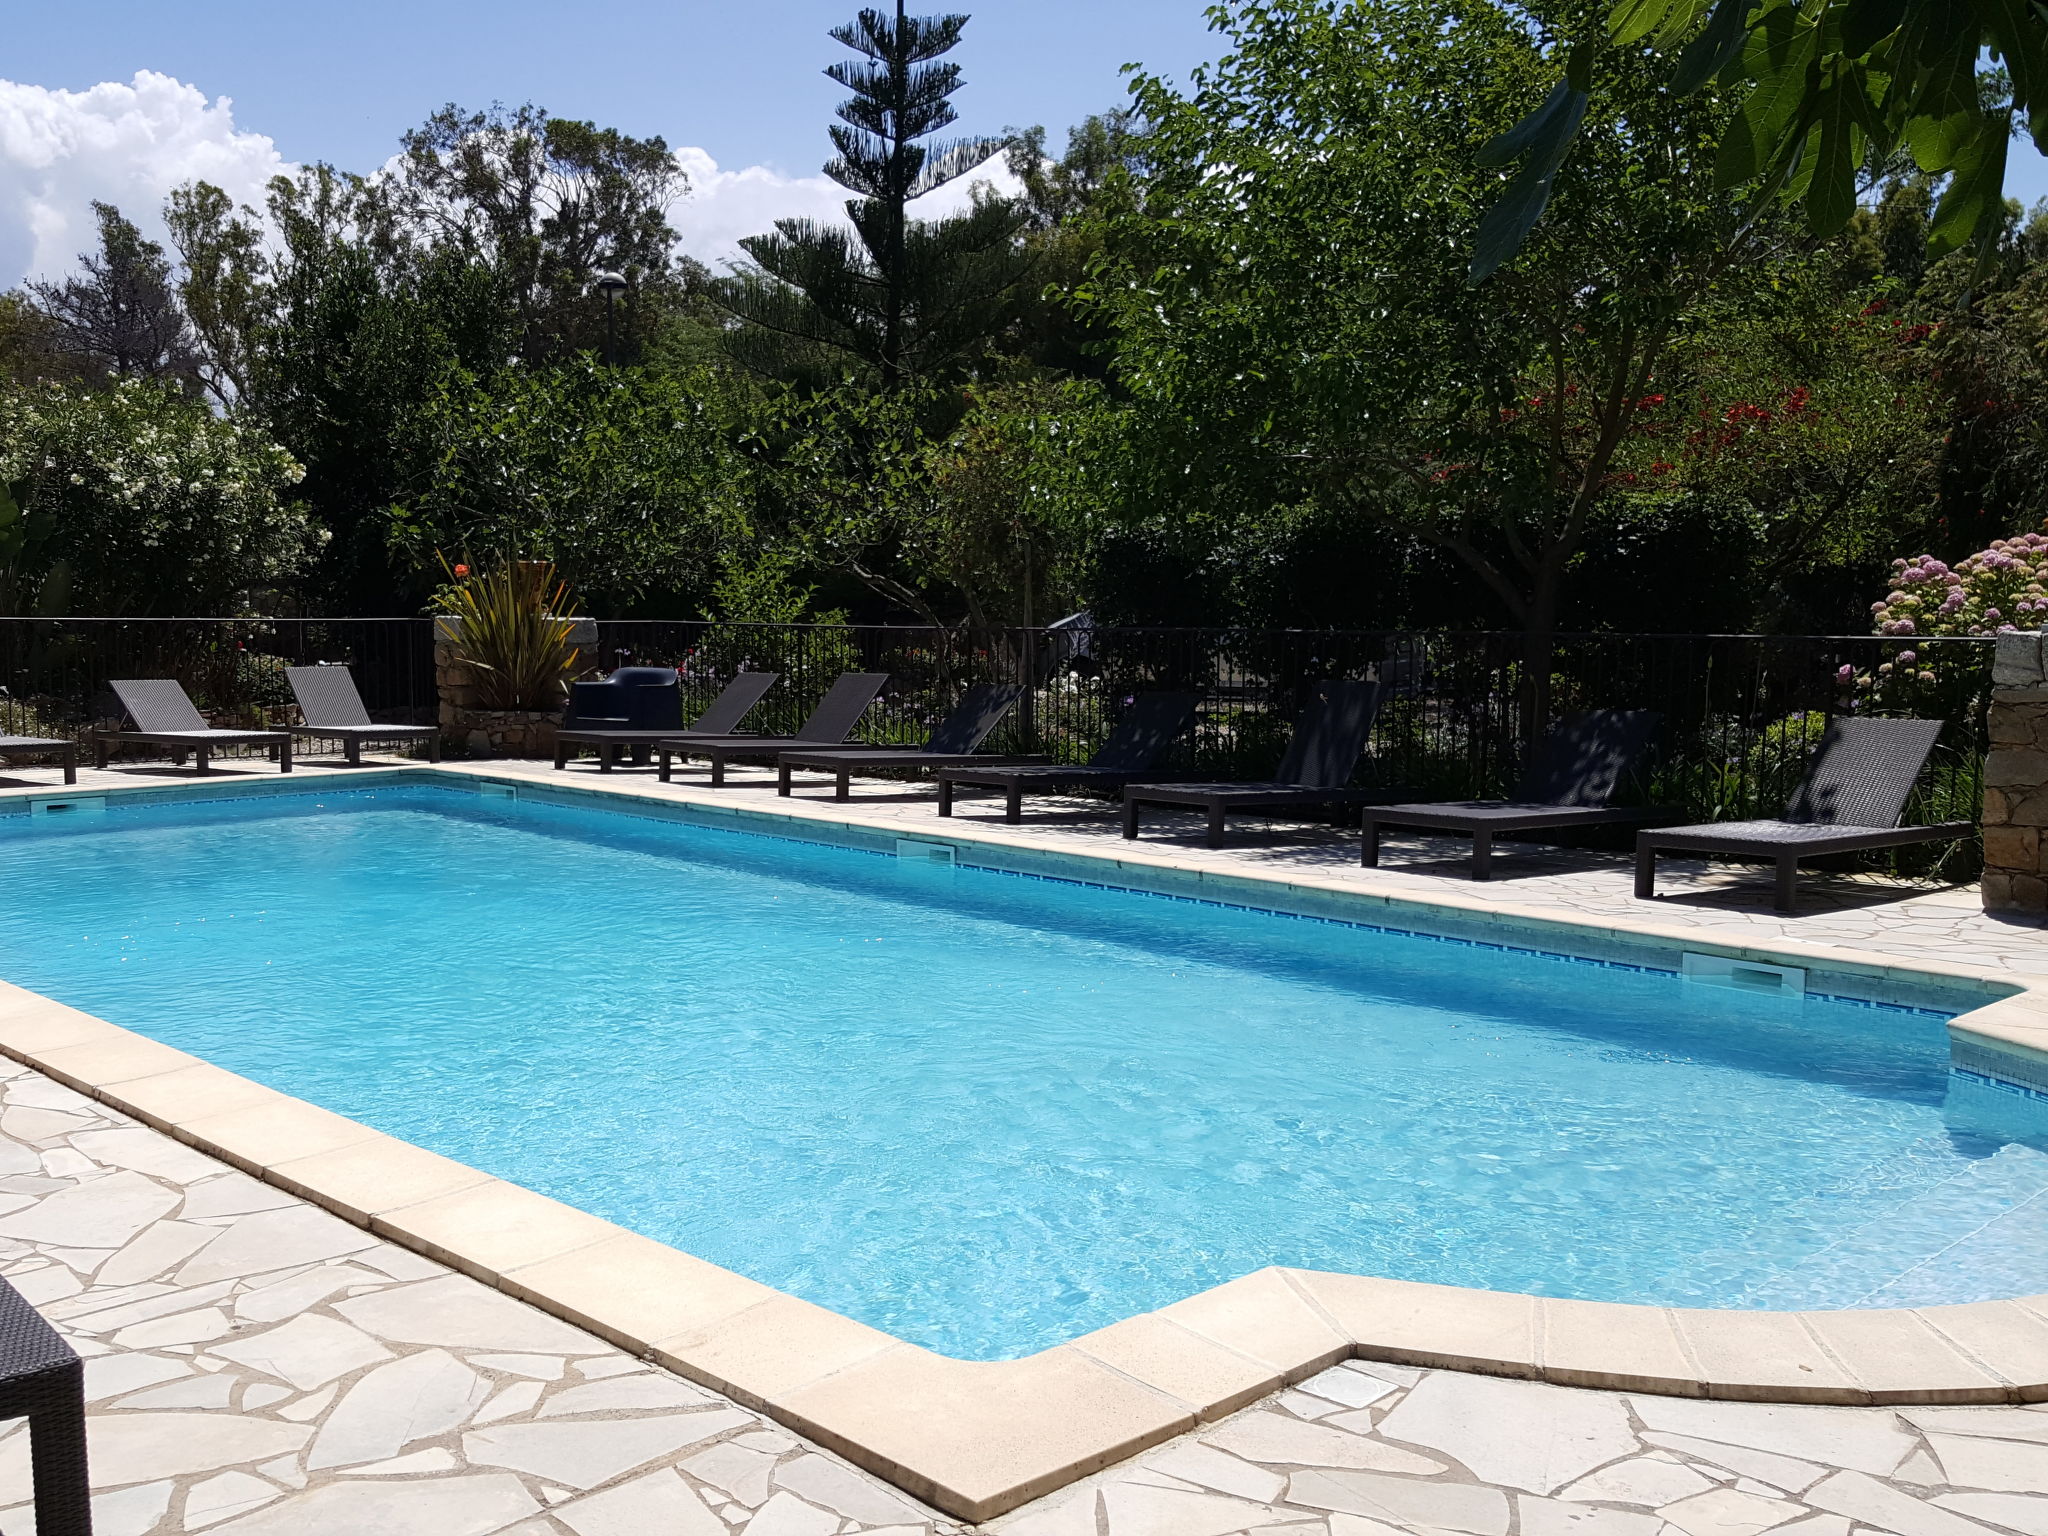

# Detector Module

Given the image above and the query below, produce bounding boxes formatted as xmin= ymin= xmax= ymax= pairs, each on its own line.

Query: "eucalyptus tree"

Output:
xmin=717 ymin=3 xmax=1032 ymax=385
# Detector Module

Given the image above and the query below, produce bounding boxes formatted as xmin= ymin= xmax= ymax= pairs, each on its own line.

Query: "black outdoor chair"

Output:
xmin=286 ymin=665 xmax=441 ymax=766
xmin=0 ymin=737 xmax=76 ymax=786
xmin=0 ymin=1274 xmax=90 ymax=1535
xmin=1635 ymin=715 xmax=1975 ymax=912
xmin=656 ymin=672 xmax=892 ymax=786
xmin=555 ymin=668 xmax=777 ymax=771
xmin=1122 ymin=680 xmax=1394 ymax=847
xmin=934 ymin=691 xmax=1201 ymax=823
xmin=94 ymin=679 xmax=293 ymax=774
xmin=1360 ymin=709 xmax=1673 ymax=879
xmin=777 ymin=683 xmax=1041 ymax=800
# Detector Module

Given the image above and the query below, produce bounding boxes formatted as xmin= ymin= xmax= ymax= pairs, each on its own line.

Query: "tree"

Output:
xmin=716 ymin=4 xmax=1031 ymax=385
xmin=23 ymin=203 xmax=201 ymax=390
xmin=0 ymin=380 xmax=319 ymax=615
xmin=376 ymin=104 xmax=689 ymax=364
xmin=165 ymin=181 xmax=270 ymax=405
xmin=386 ymin=359 xmax=753 ymax=612
xmin=1084 ymin=0 xmax=1756 ymax=726
xmin=1473 ymin=0 xmax=2048 ymax=282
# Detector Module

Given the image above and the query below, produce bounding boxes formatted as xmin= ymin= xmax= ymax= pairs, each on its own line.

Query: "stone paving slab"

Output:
xmin=0 ymin=1059 xmax=961 ymax=1535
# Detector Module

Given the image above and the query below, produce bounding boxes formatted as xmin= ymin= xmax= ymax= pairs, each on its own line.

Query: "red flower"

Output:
xmin=454 ymin=563 xmax=471 ymax=577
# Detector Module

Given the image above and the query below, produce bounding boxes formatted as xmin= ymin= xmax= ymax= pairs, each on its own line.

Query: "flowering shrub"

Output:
xmin=1871 ymin=530 xmax=2048 ymax=638
xmin=0 ymin=380 xmax=320 ymax=614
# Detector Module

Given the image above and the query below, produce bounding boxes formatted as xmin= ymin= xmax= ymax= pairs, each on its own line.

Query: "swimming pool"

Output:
xmin=0 ymin=782 xmax=2035 ymax=1361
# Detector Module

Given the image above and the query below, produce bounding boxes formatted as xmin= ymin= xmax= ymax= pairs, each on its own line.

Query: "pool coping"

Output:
xmin=7 ymin=762 xmax=2048 ymax=1524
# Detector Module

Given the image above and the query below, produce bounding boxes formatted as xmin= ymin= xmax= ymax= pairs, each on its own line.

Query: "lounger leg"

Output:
xmin=61 ymin=745 xmax=75 ymax=786
xmin=346 ymin=738 xmax=361 ymax=767
xmin=279 ymin=740 xmax=292 ymax=774
xmin=834 ymin=770 xmax=851 ymax=802
xmin=1774 ymin=856 xmax=1800 ymax=913
xmin=29 ymin=1380 xmax=91 ymax=1536
xmin=938 ymin=780 xmax=953 ymax=817
xmin=1471 ymin=831 xmax=1493 ymax=881
xmin=172 ymin=750 xmax=188 ymax=767
xmin=778 ymin=762 xmax=793 ymax=796
xmin=1361 ymin=819 xmax=1380 ymax=868
xmin=599 ymin=744 xmax=614 ymax=774
xmin=553 ymin=740 xmax=568 ymax=770
xmin=1006 ymin=785 xmax=1023 ymax=823
xmin=93 ymin=737 xmax=108 ymax=771
xmin=1122 ymin=797 xmax=1141 ymax=839
xmin=632 ymin=744 xmax=652 ymax=768
xmin=711 ymin=755 xmax=726 ymax=788
xmin=1633 ymin=845 xmax=1657 ymax=900
xmin=428 ymin=734 xmax=441 ymax=763
xmin=194 ymin=746 xmax=210 ymax=775
xmin=1206 ymin=804 xmax=1226 ymax=848
xmin=658 ymin=749 xmax=673 ymax=784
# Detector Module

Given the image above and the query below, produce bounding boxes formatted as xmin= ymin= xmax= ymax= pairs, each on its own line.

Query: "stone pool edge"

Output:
xmin=4 ymin=766 xmax=2048 ymax=1524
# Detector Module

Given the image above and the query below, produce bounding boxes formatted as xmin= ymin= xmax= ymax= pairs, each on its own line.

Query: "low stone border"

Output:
xmin=4 ymin=765 xmax=2047 ymax=1523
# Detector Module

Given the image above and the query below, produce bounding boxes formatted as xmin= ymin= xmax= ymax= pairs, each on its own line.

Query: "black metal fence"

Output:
xmin=0 ymin=617 xmax=1994 ymax=873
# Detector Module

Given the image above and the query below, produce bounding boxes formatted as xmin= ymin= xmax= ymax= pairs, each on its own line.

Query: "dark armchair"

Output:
xmin=562 ymin=666 xmax=684 ymax=732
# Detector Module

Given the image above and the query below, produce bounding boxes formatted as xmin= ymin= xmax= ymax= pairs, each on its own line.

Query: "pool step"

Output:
xmin=1738 ymin=1142 xmax=2048 ymax=1310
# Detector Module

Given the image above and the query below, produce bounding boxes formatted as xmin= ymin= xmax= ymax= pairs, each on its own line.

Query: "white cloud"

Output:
xmin=0 ymin=71 xmax=290 ymax=285
xmin=673 ymin=146 xmax=1023 ymax=271
xmin=0 ymin=71 xmax=1022 ymax=287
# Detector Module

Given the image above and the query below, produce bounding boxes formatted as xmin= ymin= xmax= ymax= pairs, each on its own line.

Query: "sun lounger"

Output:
xmin=933 ymin=691 xmax=1201 ymax=822
xmin=0 ymin=737 xmax=76 ymax=785
xmin=656 ymin=672 xmax=891 ymax=785
xmin=1122 ymin=680 xmax=1391 ymax=847
xmin=1361 ymin=710 xmax=1671 ymax=879
xmin=94 ymin=679 xmax=293 ymax=774
xmin=1635 ymin=716 xmax=1974 ymax=912
xmin=286 ymin=665 xmax=441 ymax=765
xmin=554 ymin=668 xmax=777 ymax=771
xmin=777 ymin=683 xmax=1040 ymax=799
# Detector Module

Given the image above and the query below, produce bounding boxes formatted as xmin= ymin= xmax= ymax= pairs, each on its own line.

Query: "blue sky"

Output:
xmin=7 ymin=1 xmax=1219 ymax=179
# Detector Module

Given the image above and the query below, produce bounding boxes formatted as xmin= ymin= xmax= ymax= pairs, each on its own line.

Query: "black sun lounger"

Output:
xmin=656 ymin=672 xmax=891 ymax=786
xmin=94 ymin=679 xmax=293 ymax=774
xmin=554 ymin=668 xmax=778 ymax=771
xmin=1122 ymin=680 xmax=1391 ymax=847
xmin=1635 ymin=716 xmax=1974 ymax=912
xmin=934 ymin=691 xmax=1201 ymax=822
xmin=287 ymin=665 xmax=441 ymax=765
xmin=778 ymin=683 xmax=1040 ymax=800
xmin=0 ymin=737 xmax=75 ymax=785
xmin=1361 ymin=709 xmax=1672 ymax=879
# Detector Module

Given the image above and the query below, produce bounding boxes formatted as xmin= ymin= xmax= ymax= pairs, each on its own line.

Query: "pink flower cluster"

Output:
xmin=1872 ymin=532 xmax=2048 ymax=639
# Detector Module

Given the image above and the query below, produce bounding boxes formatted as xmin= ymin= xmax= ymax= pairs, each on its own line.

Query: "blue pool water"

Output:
xmin=0 ymin=784 xmax=2039 ymax=1359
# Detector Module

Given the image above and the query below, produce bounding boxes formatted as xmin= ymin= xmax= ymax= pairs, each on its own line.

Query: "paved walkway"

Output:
xmin=5 ymin=754 xmax=2048 ymax=1534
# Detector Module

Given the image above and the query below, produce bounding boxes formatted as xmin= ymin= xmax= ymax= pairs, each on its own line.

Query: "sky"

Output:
xmin=4 ymin=2 xmax=2048 ymax=288
xmin=0 ymin=0 xmax=1222 ymax=284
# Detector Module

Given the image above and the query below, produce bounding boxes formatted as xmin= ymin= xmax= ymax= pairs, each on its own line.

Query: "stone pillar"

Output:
xmin=1984 ymin=632 xmax=2048 ymax=914
xmin=431 ymin=614 xmax=575 ymax=759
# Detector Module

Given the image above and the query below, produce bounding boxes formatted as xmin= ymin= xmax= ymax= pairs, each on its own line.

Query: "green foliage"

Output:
xmin=388 ymin=359 xmax=753 ymax=611
xmin=1480 ymin=0 xmax=2048 ymax=283
xmin=434 ymin=555 xmax=582 ymax=709
xmin=0 ymin=380 xmax=320 ymax=615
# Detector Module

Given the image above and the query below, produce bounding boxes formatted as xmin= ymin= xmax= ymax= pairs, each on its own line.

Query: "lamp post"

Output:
xmin=593 ymin=270 xmax=627 ymax=365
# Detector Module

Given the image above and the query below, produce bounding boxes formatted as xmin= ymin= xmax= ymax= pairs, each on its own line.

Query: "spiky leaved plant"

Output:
xmin=436 ymin=555 xmax=583 ymax=710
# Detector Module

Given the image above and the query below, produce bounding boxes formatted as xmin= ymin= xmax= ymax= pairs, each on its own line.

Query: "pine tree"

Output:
xmin=718 ymin=3 xmax=1030 ymax=386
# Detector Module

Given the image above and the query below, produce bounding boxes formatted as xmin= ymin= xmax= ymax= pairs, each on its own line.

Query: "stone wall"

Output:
xmin=1985 ymin=632 xmax=2048 ymax=914
xmin=433 ymin=618 xmax=566 ymax=759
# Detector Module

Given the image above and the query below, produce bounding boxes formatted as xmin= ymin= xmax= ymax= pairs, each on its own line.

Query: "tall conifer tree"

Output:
xmin=718 ymin=3 xmax=1029 ymax=386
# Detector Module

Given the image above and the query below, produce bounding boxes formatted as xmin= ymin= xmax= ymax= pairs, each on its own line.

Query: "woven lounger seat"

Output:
xmin=1634 ymin=717 xmax=1974 ymax=912
xmin=934 ymin=691 xmax=1201 ymax=823
xmin=95 ymin=680 xmax=292 ymax=774
xmin=657 ymin=673 xmax=892 ymax=786
xmin=0 ymin=1275 xmax=90 ymax=1534
xmin=777 ymin=683 xmax=1029 ymax=800
xmin=286 ymin=665 xmax=440 ymax=765
xmin=1362 ymin=710 xmax=1674 ymax=879
xmin=0 ymin=737 xmax=76 ymax=785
